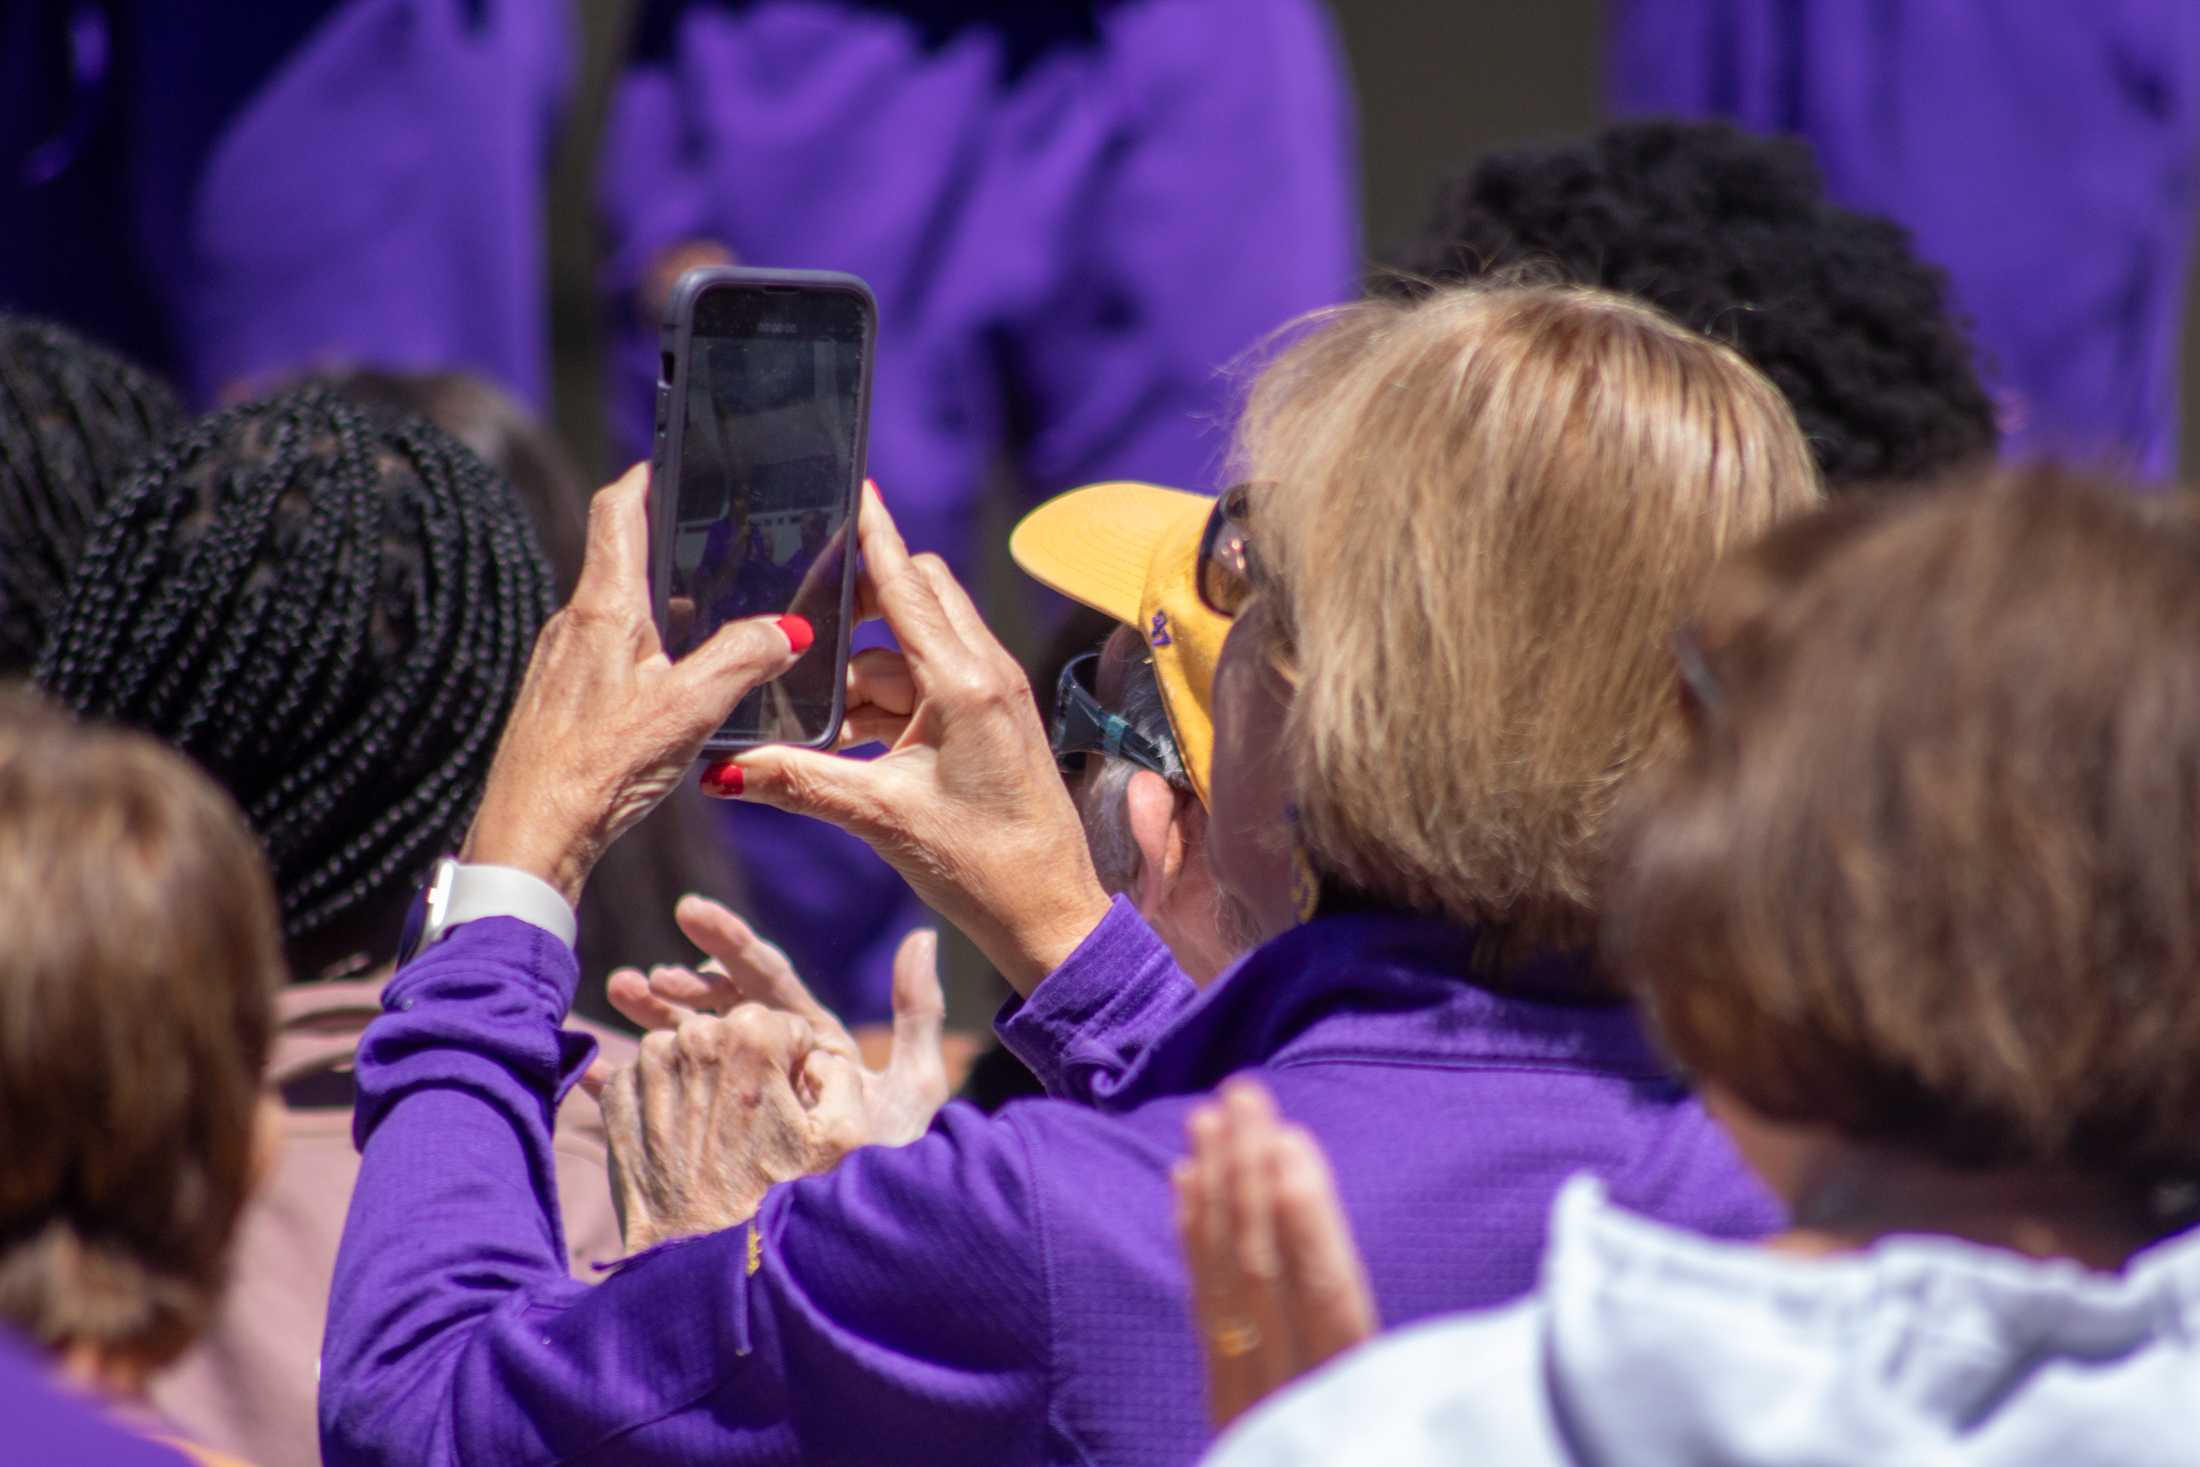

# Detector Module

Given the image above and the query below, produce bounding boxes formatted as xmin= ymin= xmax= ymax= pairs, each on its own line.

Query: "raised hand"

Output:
xmin=1175 ymin=1079 xmax=1378 ymax=1432
xmin=462 ymin=463 xmax=808 ymax=905
xmin=605 ymin=893 xmax=951 ymax=1148
xmin=594 ymin=1003 xmax=865 ymax=1251
xmin=706 ymin=484 xmax=1113 ymax=995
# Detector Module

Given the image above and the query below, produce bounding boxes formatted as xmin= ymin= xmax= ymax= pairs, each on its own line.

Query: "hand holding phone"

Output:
xmin=651 ymin=267 xmax=876 ymax=753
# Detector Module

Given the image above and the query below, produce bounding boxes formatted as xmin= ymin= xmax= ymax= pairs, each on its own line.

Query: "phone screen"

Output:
xmin=665 ymin=285 xmax=869 ymax=746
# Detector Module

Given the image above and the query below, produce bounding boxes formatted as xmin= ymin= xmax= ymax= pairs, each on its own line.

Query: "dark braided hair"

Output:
xmin=34 ymin=387 xmax=553 ymax=962
xmin=1387 ymin=121 xmax=2000 ymax=490
xmin=0 ymin=316 xmax=185 ymax=677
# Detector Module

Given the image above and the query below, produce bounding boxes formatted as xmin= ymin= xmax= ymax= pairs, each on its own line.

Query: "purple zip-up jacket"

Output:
xmin=322 ymin=901 xmax=1776 ymax=1467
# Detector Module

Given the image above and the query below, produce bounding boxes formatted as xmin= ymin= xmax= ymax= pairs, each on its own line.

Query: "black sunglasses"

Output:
xmin=1049 ymin=652 xmax=1184 ymax=781
xmin=1196 ymin=482 xmax=1264 ymax=618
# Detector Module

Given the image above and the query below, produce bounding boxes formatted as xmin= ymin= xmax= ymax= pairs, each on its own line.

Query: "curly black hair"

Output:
xmin=0 ymin=316 xmax=185 ymax=677
xmin=34 ymin=387 xmax=554 ymax=965
xmin=1388 ymin=120 xmax=1999 ymax=490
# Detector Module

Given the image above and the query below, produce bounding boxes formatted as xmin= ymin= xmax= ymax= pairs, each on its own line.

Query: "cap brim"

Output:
xmin=1010 ymin=481 xmax=1212 ymax=626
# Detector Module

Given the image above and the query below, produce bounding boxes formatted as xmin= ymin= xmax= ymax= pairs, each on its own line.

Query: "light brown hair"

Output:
xmin=1606 ymin=466 xmax=2200 ymax=1180
xmin=1237 ymin=282 xmax=1821 ymax=953
xmin=0 ymin=692 xmax=282 ymax=1364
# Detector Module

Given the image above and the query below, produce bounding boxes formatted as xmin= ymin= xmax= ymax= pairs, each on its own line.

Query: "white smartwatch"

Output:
xmin=397 ymin=857 xmax=577 ymax=965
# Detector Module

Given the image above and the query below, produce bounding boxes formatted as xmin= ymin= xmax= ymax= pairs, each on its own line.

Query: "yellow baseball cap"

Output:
xmin=1010 ymin=482 xmax=1226 ymax=806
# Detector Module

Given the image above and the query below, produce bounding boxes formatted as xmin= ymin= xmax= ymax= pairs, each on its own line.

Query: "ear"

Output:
xmin=1124 ymin=769 xmax=1189 ymax=899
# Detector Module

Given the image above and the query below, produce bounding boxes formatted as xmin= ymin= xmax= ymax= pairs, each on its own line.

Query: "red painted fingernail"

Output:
xmin=701 ymin=761 xmax=745 ymax=797
xmin=775 ymin=614 xmax=814 ymax=654
xmin=864 ymin=478 xmax=881 ymax=500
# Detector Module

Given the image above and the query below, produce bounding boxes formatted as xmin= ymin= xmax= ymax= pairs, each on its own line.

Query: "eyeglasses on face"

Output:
xmin=1049 ymin=651 xmax=1184 ymax=782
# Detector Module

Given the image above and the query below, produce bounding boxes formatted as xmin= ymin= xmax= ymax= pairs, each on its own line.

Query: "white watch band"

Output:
xmin=436 ymin=862 xmax=578 ymax=951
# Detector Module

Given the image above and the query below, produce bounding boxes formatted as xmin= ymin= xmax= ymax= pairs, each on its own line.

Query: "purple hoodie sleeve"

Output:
xmin=995 ymin=896 xmax=1196 ymax=1105
xmin=321 ymin=918 xmax=1052 ymax=1466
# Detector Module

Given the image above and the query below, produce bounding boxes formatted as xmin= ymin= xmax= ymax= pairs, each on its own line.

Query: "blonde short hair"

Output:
xmin=1238 ymin=282 xmax=1821 ymax=954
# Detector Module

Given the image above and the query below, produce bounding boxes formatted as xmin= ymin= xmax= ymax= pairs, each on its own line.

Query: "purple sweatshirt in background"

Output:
xmin=599 ymin=0 xmax=1361 ymax=1023
xmin=322 ymin=901 xmax=1776 ymax=1467
xmin=1611 ymin=0 xmax=2200 ymax=481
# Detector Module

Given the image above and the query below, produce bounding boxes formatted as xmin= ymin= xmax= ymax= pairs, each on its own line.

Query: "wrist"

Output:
xmin=992 ymin=882 xmax=1114 ymax=997
xmin=460 ymin=810 xmax=595 ymax=910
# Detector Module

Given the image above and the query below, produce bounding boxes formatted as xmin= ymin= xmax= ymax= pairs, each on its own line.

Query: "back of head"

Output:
xmin=1608 ymin=467 xmax=2200 ymax=1185
xmin=0 ymin=692 xmax=283 ymax=1367
xmin=1391 ymin=121 xmax=1997 ymax=491
xmin=312 ymin=369 xmax=590 ymax=598
xmin=0 ymin=316 xmax=184 ymax=678
xmin=34 ymin=387 xmax=554 ymax=970
xmin=1241 ymin=282 xmax=1821 ymax=954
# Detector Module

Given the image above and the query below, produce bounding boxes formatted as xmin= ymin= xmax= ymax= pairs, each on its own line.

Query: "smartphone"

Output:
xmin=650 ymin=267 xmax=876 ymax=753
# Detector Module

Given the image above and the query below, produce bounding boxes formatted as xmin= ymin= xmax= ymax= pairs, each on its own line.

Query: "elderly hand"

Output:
xmin=714 ymin=485 xmax=1112 ymax=993
xmin=1175 ymin=1079 xmax=1378 ymax=1432
xmin=605 ymin=894 xmax=951 ymax=1148
xmin=590 ymin=1002 xmax=865 ymax=1251
xmin=461 ymin=464 xmax=808 ymax=905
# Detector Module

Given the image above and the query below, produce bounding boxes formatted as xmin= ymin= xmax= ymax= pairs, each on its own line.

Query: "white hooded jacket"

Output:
xmin=1207 ymin=1176 xmax=2200 ymax=1466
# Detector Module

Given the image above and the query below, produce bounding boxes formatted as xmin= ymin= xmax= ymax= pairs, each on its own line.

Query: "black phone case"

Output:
xmin=649 ymin=265 xmax=877 ymax=756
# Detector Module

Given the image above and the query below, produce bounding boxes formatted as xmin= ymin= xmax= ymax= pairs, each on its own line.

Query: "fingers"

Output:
xmin=886 ymin=928 xmax=948 ymax=1100
xmin=671 ymin=895 xmax=850 ymax=1050
xmin=1181 ymin=1081 xmax=1333 ymax=1431
xmin=850 ymin=480 xmax=964 ymax=669
xmin=608 ymin=966 xmax=706 ymax=1032
xmin=801 ymin=1050 xmax=867 ymax=1157
xmin=835 ymin=707 xmax=914 ymax=751
xmin=914 ymin=555 xmax=1017 ymax=672
xmin=1219 ymin=1080 xmax=1296 ymax=1394
xmin=832 ymin=647 xmax=917 ymax=749
xmin=715 ymin=742 xmax=894 ymax=840
xmin=848 ymin=647 xmax=916 ymax=716
xmin=1183 ymin=1096 xmax=1266 ymax=1430
xmin=1270 ymin=1124 xmax=1378 ymax=1368
xmin=578 ymin=1056 xmax=614 ymax=1100
xmin=570 ymin=464 xmax=652 ymax=619
xmin=668 ymin=612 xmax=809 ymax=734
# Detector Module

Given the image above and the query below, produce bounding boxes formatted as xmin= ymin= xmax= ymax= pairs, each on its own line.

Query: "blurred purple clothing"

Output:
xmin=2 ymin=0 xmax=568 ymax=407
xmin=601 ymin=0 xmax=1360 ymax=1019
xmin=0 ymin=1332 xmax=186 ymax=1466
xmin=1613 ymin=0 xmax=2200 ymax=481
xmin=322 ymin=903 xmax=1774 ymax=1466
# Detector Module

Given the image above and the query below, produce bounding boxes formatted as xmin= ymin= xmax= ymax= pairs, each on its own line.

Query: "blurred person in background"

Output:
xmin=600 ymin=0 xmax=1362 ymax=1024
xmin=1394 ymin=119 xmax=1998 ymax=493
xmin=1182 ymin=469 xmax=2200 ymax=1466
xmin=318 ymin=368 xmax=745 ymax=1032
xmin=0 ymin=314 xmax=183 ymax=678
xmin=33 ymin=388 xmax=629 ymax=1467
xmin=319 ymin=280 xmax=1817 ymax=1465
xmin=1611 ymin=2 xmax=2200 ymax=481
xmin=0 ymin=692 xmax=286 ymax=1467
xmin=0 ymin=0 xmax=569 ymax=408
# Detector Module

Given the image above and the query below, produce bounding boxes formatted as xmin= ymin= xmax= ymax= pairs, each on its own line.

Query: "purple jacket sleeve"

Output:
xmin=321 ymin=919 xmax=1052 ymax=1466
xmin=994 ymin=896 xmax=1195 ymax=1106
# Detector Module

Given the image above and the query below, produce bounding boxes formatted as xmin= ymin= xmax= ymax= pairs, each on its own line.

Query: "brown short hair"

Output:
xmin=0 ymin=692 xmax=282 ymax=1364
xmin=1606 ymin=466 xmax=2200 ymax=1180
xmin=1238 ymin=282 xmax=1821 ymax=952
